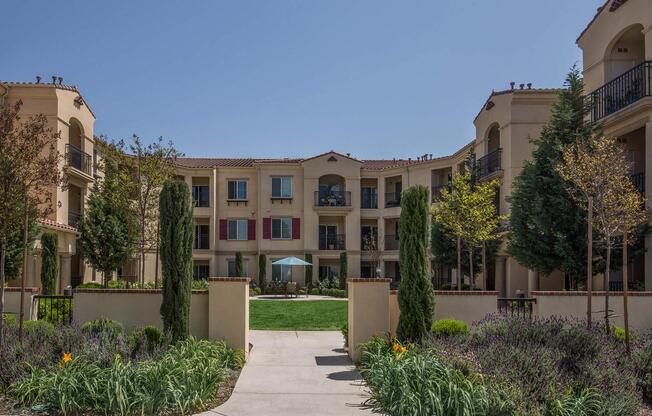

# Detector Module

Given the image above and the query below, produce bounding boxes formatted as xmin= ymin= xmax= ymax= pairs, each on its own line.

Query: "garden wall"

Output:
xmin=4 ymin=287 xmax=38 ymax=319
xmin=532 ymin=291 xmax=652 ymax=331
xmin=74 ymin=289 xmax=210 ymax=338
xmin=389 ymin=290 xmax=499 ymax=336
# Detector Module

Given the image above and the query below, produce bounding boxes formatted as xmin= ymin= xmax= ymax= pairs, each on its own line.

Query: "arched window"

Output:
xmin=486 ymin=124 xmax=500 ymax=153
xmin=68 ymin=118 xmax=83 ymax=150
xmin=604 ymin=24 xmax=645 ymax=82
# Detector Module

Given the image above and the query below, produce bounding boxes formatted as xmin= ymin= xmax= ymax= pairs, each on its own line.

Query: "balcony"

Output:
xmin=314 ymin=190 xmax=351 ymax=207
xmin=477 ymin=148 xmax=502 ymax=179
xmin=68 ymin=211 xmax=81 ymax=228
xmin=65 ymin=144 xmax=93 ymax=176
xmin=319 ymin=234 xmax=345 ymax=250
xmin=631 ymin=172 xmax=645 ymax=195
xmin=361 ymin=190 xmax=378 ymax=209
xmin=385 ymin=191 xmax=401 ymax=208
xmin=589 ymin=61 xmax=651 ymax=122
xmin=385 ymin=234 xmax=399 ymax=251
xmin=431 ymin=184 xmax=450 ymax=203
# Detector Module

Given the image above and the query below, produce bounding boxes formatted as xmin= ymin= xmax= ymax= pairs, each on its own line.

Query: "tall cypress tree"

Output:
xmin=258 ymin=254 xmax=267 ymax=293
xmin=159 ymin=179 xmax=193 ymax=342
xmin=339 ymin=252 xmax=347 ymax=289
xmin=235 ymin=252 xmax=243 ymax=277
xmin=508 ymin=68 xmax=594 ymax=287
xmin=397 ymin=185 xmax=434 ymax=342
xmin=304 ymin=253 xmax=313 ymax=288
xmin=39 ymin=233 xmax=58 ymax=295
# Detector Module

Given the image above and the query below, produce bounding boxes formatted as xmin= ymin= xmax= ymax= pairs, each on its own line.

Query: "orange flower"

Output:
xmin=400 ymin=346 xmax=407 ymax=354
xmin=62 ymin=353 xmax=72 ymax=364
xmin=392 ymin=342 xmax=400 ymax=353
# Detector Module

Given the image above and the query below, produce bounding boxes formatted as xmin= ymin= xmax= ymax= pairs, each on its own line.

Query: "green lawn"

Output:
xmin=249 ymin=300 xmax=347 ymax=330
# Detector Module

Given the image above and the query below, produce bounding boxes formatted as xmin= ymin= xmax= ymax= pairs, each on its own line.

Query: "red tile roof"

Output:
xmin=38 ymin=218 xmax=78 ymax=233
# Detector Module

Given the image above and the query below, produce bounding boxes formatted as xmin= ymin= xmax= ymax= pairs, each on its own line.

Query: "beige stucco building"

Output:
xmin=4 ymin=0 xmax=652 ymax=296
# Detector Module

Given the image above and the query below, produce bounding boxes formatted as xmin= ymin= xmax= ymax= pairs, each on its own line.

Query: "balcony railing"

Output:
xmin=589 ymin=61 xmax=651 ymax=122
xmin=477 ymin=148 xmax=502 ymax=179
xmin=631 ymin=172 xmax=645 ymax=194
xmin=385 ymin=234 xmax=399 ymax=250
xmin=431 ymin=184 xmax=450 ymax=202
xmin=65 ymin=144 xmax=92 ymax=176
xmin=385 ymin=191 xmax=401 ymax=208
xmin=314 ymin=190 xmax=351 ymax=207
xmin=68 ymin=211 xmax=81 ymax=228
xmin=319 ymin=234 xmax=345 ymax=250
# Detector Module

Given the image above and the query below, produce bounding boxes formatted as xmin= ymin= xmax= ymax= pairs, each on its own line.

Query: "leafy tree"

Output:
xmin=557 ymin=135 xmax=646 ymax=332
xmin=0 ymin=99 xmax=61 ymax=343
xmin=304 ymin=253 xmax=313 ymax=289
xmin=508 ymin=68 xmax=594 ymax=289
xmin=159 ymin=179 xmax=193 ymax=342
xmin=4 ymin=209 xmax=38 ymax=282
xmin=235 ymin=252 xmax=243 ymax=277
xmin=77 ymin=156 xmax=138 ymax=286
xmin=339 ymin=252 xmax=347 ymax=289
xmin=362 ymin=231 xmax=381 ymax=278
xmin=39 ymin=233 xmax=58 ymax=295
xmin=396 ymin=185 xmax=434 ymax=342
xmin=259 ymin=254 xmax=266 ymax=293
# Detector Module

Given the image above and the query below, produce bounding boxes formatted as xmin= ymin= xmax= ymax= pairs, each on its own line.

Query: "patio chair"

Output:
xmin=286 ymin=281 xmax=298 ymax=298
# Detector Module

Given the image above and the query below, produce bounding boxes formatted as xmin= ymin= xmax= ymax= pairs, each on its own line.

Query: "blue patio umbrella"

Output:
xmin=272 ymin=256 xmax=312 ymax=266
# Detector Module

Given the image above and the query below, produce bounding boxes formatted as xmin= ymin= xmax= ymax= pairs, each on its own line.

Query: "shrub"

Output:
xmin=129 ymin=325 xmax=165 ymax=355
xmin=613 ymin=326 xmax=626 ymax=342
xmin=431 ymin=319 xmax=469 ymax=337
xmin=635 ymin=341 xmax=652 ymax=402
xmin=39 ymin=233 xmax=58 ymax=295
xmin=76 ymin=282 xmax=104 ymax=289
xmin=309 ymin=288 xmax=320 ymax=296
xmin=2 ymin=314 xmax=17 ymax=326
xmin=107 ymin=279 xmax=127 ymax=289
xmin=192 ymin=279 xmax=209 ymax=290
xmin=23 ymin=320 xmax=54 ymax=337
xmin=81 ymin=319 xmax=124 ymax=340
xmin=322 ymin=288 xmax=346 ymax=298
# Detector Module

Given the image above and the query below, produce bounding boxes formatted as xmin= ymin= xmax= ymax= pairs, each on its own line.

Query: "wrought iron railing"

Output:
xmin=35 ymin=295 xmax=73 ymax=325
xmin=314 ymin=190 xmax=351 ymax=207
xmin=497 ymin=297 xmax=536 ymax=320
xmin=431 ymin=184 xmax=450 ymax=202
xmin=609 ymin=281 xmax=624 ymax=292
xmin=589 ymin=61 xmax=651 ymax=122
xmin=68 ymin=211 xmax=81 ymax=228
xmin=631 ymin=172 xmax=645 ymax=194
xmin=385 ymin=234 xmax=399 ymax=251
xmin=385 ymin=191 xmax=401 ymax=208
xmin=65 ymin=144 xmax=92 ymax=175
xmin=477 ymin=148 xmax=502 ymax=179
xmin=319 ymin=234 xmax=345 ymax=250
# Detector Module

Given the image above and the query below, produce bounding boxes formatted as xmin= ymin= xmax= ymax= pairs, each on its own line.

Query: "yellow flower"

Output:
xmin=392 ymin=343 xmax=400 ymax=353
xmin=400 ymin=346 xmax=407 ymax=354
xmin=62 ymin=353 xmax=72 ymax=364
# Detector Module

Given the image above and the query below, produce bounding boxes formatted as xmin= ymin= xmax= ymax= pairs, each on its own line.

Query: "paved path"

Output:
xmin=200 ymin=330 xmax=373 ymax=416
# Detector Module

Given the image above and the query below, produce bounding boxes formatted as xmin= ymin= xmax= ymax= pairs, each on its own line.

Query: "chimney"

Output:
xmin=510 ymin=82 xmax=515 ymax=90
xmin=429 ymin=154 xmax=433 ymax=160
xmin=35 ymin=76 xmax=41 ymax=84
xmin=51 ymin=75 xmax=57 ymax=84
xmin=527 ymin=83 xmax=532 ymax=89
xmin=346 ymin=153 xmax=350 ymax=157
xmin=58 ymin=77 xmax=63 ymax=85
xmin=519 ymin=83 xmax=525 ymax=90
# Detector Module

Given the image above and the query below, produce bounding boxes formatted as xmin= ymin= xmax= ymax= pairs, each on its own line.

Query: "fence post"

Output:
xmin=347 ymin=278 xmax=390 ymax=362
xmin=208 ymin=277 xmax=250 ymax=358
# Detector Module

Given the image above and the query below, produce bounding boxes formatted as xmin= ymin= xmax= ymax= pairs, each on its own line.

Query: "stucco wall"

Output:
xmin=3 ymin=288 xmax=39 ymax=320
xmin=348 ymin=279 xmax=390 ymax=361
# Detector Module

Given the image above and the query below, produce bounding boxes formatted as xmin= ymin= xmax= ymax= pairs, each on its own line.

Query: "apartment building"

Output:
xmin=0 ymin=78 xmax=98 ymax=292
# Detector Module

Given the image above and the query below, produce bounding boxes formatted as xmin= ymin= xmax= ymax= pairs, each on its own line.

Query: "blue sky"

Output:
xmin=2 ymin=0 xmax=600 ymax=159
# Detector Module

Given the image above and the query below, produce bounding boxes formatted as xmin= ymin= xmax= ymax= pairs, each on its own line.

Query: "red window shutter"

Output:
xmin=219 ymin=219 xmax=228 ymax=240
xmin=248 ymin=219 xmax=256 ymax=240
xmin=263 ymin=218 xmax=271 ymax=239
xmin=292 ymin=218 xmax=300 ymax=239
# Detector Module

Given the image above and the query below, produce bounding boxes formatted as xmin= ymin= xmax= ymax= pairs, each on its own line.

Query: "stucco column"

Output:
xmin=646 ymin=122 xmax=652 ymax=290
xmin=59 ymin=254 xmax=72 ymax=294
xmin=495 ymin=257 xmax=506 ymax=297
xmin=208 ymin=277 xmax=250 ymax=357
xmin=348 ymin=278 xmax=390 ymax=361
xmin=527 ymin=269 xmax=539 ymax=296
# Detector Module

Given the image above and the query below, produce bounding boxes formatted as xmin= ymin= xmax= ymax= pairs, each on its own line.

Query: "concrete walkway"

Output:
xmin=200 ymin=331 xmax=373 ymax=416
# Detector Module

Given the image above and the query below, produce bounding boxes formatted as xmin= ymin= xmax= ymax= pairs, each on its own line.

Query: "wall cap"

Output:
xmin=389 ymin=290 xmax=499 ymax=296
xmin=532 ymin=291 xmax=652 ymax=297
xmin=347 ymin=278 xmax=391 ymax=283
xmin=4 ymin=287 xmax=40 ymax=293
xmin=74 ymin=288 xmax=209 ymax=294
xmin=208 ymin=277 xmax=251 ymax=283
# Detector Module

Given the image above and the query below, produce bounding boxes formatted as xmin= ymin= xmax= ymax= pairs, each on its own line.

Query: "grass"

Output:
xmin=249 ymin=299 xmax=347 ymax=330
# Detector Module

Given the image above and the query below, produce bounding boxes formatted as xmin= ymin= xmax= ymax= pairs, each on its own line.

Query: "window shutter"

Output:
xmin=292 ymin=218 xmax=300 ymax=239
xmin=263 ymin=218 xmax=271 ymax=239
xmin=248 ymin=219 xmax=256 ymax=240
xmin=219 ymin=219 xmax=228 ymax=240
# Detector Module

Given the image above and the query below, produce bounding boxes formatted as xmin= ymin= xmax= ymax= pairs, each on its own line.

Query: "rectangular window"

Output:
xmin=271 ymin=176 xmax=292 ymax=198
xmin=227 ymin=219 xmax=248 ymax=240
xmin=228 ymin=259 xmax=249 ymax=277
xmin=193 ymin=262 xmax=210 ymax=280
xmin=271 ymin=218 xmax=292 ymax=239
xmin=194 ymin=224 xmax=210 ymax=249
xmin=192 ymin=185 xmax=210 ymax=207
xmin=272 ymin=263 xmax=292 ymax=282
xmin=228 ymin=180 xmax=247 ymax=200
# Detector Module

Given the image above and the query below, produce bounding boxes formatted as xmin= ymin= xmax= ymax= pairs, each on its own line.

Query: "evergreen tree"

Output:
xmin=258 ymin=254 xmax=266 ymax=293
xmin=4 ymin=210 xmax=38 ymax=281
xmin=397 ymin=185 xmax=434 ymax=342
xmin=77 ymin=158 xmax=138 ymax=286
xmin=339 ymin=252 xmax=347 ymax=289
xmin=304 ymin=253 xmax=313 ymax=289
xmin=39 ymin=233 xmax=58 ymax=295
xmin=235 ymin=252 xmax=243 ymax=277
xmin=159 ymin=179 xmax=193 ymax=342
xmin=508 ymin=68 xmax=594 ymax=287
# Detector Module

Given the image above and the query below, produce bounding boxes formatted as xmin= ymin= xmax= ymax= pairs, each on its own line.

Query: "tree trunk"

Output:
xmin=604 ymin=241 xmax=611 ymax=333
xmin=469 ymin=247 xmax=474 ymax=290
xmin=154 ymin=217 xmax=160 ymax=288
xmin=587 ymin=196 xmax=593 ymax=328
xmin=18 ymin=193 xmax=29 ymax=344
xmin=0 ymin=238 xmax=7 ymax=346
xmin=623 ymin=233 xmax=630 ymax=354
xmin=456 ymin=236 xmax=462 ymax=290
xmin=140 ymin=221 xmax=146 ymax=286
xmin=482 ymin=242 xmax=487 ymax=291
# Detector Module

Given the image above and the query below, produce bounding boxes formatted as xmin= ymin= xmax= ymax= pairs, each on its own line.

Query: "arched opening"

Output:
xmin=316 ymin=174 xmax=349 ymax=206
xmin=486 ymin=124 xmax=500 ymax=153
xmin=68 ymin=118 xmax=83 ymax=150
xmin=604 ymin=24 xmax=645 ymax=82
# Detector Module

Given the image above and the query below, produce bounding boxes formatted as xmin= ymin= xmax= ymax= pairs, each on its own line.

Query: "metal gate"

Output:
xmin=34 ymin=295 xmax=73 ymax=325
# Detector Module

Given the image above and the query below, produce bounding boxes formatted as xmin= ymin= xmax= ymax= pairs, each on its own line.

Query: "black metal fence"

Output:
xmin=314 ymin=190 xmax=352 ymax=207
xmin=65 ymin=144 xmax=93 ymax=175
xmin=319 ymin=234 xmax=346 ymax=250
xmin=497 ymin=297 xmax=536 ymax=320
xmin=589 ymin=61 xmax=651 ymax=122
xmin=477 ymin=148 xmax=502 ymax=179
xmin=35 ymin=295 xmax=73 ymax=325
